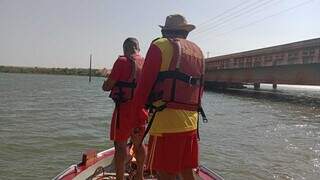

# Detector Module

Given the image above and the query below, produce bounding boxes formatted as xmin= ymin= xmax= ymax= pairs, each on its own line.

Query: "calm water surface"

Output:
xmin=0 ymin=73 xmax=319 ymax=180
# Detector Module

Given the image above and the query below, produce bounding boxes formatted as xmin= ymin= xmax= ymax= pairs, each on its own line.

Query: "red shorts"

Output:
xmin=146 ymin=130 xmax=199 ymax=174
xmin=110 ymin=102 xmax=147 ymax=141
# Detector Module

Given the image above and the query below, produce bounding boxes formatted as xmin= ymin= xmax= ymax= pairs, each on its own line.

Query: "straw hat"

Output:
xmin=159 ymin=14 xmax=195 ymax=32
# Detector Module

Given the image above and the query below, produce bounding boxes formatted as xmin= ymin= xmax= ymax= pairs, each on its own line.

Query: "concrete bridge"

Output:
xmin=205 ymin=38 xmax=320 ymax=89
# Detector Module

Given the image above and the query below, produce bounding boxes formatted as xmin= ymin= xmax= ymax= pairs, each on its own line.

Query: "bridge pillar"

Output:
xmin=254 ymin=83 xmax=260 ymax=90
xmin=272 ymin=84 xmax=277 ymax=89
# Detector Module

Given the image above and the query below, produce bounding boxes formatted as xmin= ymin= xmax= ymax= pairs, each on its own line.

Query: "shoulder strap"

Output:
xmin=167 ymin=38 xmax=182 ymax=101
xmin=175 ymin=40 xmax=182 ymax=70
xmin=128 ymin=55 xmax=137 ymax=81
xmin=167 ymin=38 xmax=182 ymax=70
xmin=152 ymin=37 xmax=161 ymax=43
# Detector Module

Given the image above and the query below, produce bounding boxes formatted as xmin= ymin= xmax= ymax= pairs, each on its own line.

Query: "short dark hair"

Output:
xmin=161 ymin=29 xmax=189 ymax=38
xmin=123 ymin=37 xmax=140 ymax=56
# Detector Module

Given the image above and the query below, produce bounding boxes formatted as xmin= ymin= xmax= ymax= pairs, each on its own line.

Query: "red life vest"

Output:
xmin=147 ymin=38 xmax=205 ymax=111
xmin=109 ymin=54 xmax=144 ymax=103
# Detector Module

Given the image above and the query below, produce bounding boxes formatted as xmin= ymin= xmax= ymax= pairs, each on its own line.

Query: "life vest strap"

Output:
xmin=196 ymin=106 xmax=208 ymax=140
xmin=198 ymin=106 xmax=208 ymax=123
xmin=114 ymin=81 xmax=137 ymax=88
xmin=139 ymin=104 xmax=167 ymax=146
xmin=111 ymin=80 xmax=136 ymax=103
xmin=157 ymin=71 xmax=202 ymax=85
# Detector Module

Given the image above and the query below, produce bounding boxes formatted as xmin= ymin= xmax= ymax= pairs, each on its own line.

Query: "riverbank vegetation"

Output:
xmin=0 ymin=66 xmax=108 ymax=77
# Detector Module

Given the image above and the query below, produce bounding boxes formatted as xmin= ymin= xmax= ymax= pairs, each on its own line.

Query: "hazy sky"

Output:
xmin=0 ymin=0 xmax=319 ymax=68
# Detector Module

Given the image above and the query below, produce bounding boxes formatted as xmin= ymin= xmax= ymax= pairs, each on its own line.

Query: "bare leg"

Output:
xmin=114 ymin=141 xmax=127 ymax=180
xmin=132 ymin=130 xmax=146 ymax=180
xmin=180 ymin=168 xmax=195 ymax=180
xmin=145 ymin=135 xmax=156 ymax=176
xmin=158 ymin=171 xmax=176 ymax=180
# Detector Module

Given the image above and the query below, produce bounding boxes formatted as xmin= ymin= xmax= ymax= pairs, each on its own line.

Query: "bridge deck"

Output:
xmin=205 ymin=38 xmax=320 ymax=86
xmin=206 ymin=38 xmax=320 ymax=71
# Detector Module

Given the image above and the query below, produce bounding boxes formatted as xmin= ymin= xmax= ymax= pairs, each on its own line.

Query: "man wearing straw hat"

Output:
xmin=132 ymin=14 xmax=205 ymax=179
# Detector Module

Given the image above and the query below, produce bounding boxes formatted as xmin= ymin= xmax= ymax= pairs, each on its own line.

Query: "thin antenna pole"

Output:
xmin=206 ymin=51 xmax=210 ymax=58
xmin=89 ymin=54 xmax=92 ymax=82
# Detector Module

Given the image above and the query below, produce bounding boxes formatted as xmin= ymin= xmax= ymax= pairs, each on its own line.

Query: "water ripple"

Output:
xmin=1 ymin=73 xmax=320 ymax=179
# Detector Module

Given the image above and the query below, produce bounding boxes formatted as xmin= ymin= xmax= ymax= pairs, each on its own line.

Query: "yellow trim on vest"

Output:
xmin=153 ymin=38 xmax=173 ymax=71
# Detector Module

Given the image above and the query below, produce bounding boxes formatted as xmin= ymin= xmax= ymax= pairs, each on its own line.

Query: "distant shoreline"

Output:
xmin=0 ymin=66 xmax=107 ymax=77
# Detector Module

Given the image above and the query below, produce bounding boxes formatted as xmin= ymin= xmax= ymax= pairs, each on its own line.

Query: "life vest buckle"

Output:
xmin=188 ymin=76 xmax=193 ymax=86
xmin=202 ymin=116 xmax=208 ymax=123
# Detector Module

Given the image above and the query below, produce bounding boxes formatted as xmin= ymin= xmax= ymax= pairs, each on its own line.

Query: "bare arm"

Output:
xmin=102 ymin=78 xmax=116 ymax=91
xmin=102 ymin=58 xmax=124 ymax=92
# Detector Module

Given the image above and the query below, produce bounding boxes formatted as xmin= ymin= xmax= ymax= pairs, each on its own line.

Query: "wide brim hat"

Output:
xmin=159 ymin=14 xmax=195 ymax=32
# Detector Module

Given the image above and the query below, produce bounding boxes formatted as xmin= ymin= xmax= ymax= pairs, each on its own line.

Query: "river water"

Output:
xmin=0 ymin=73 xmax=319 ymax=180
